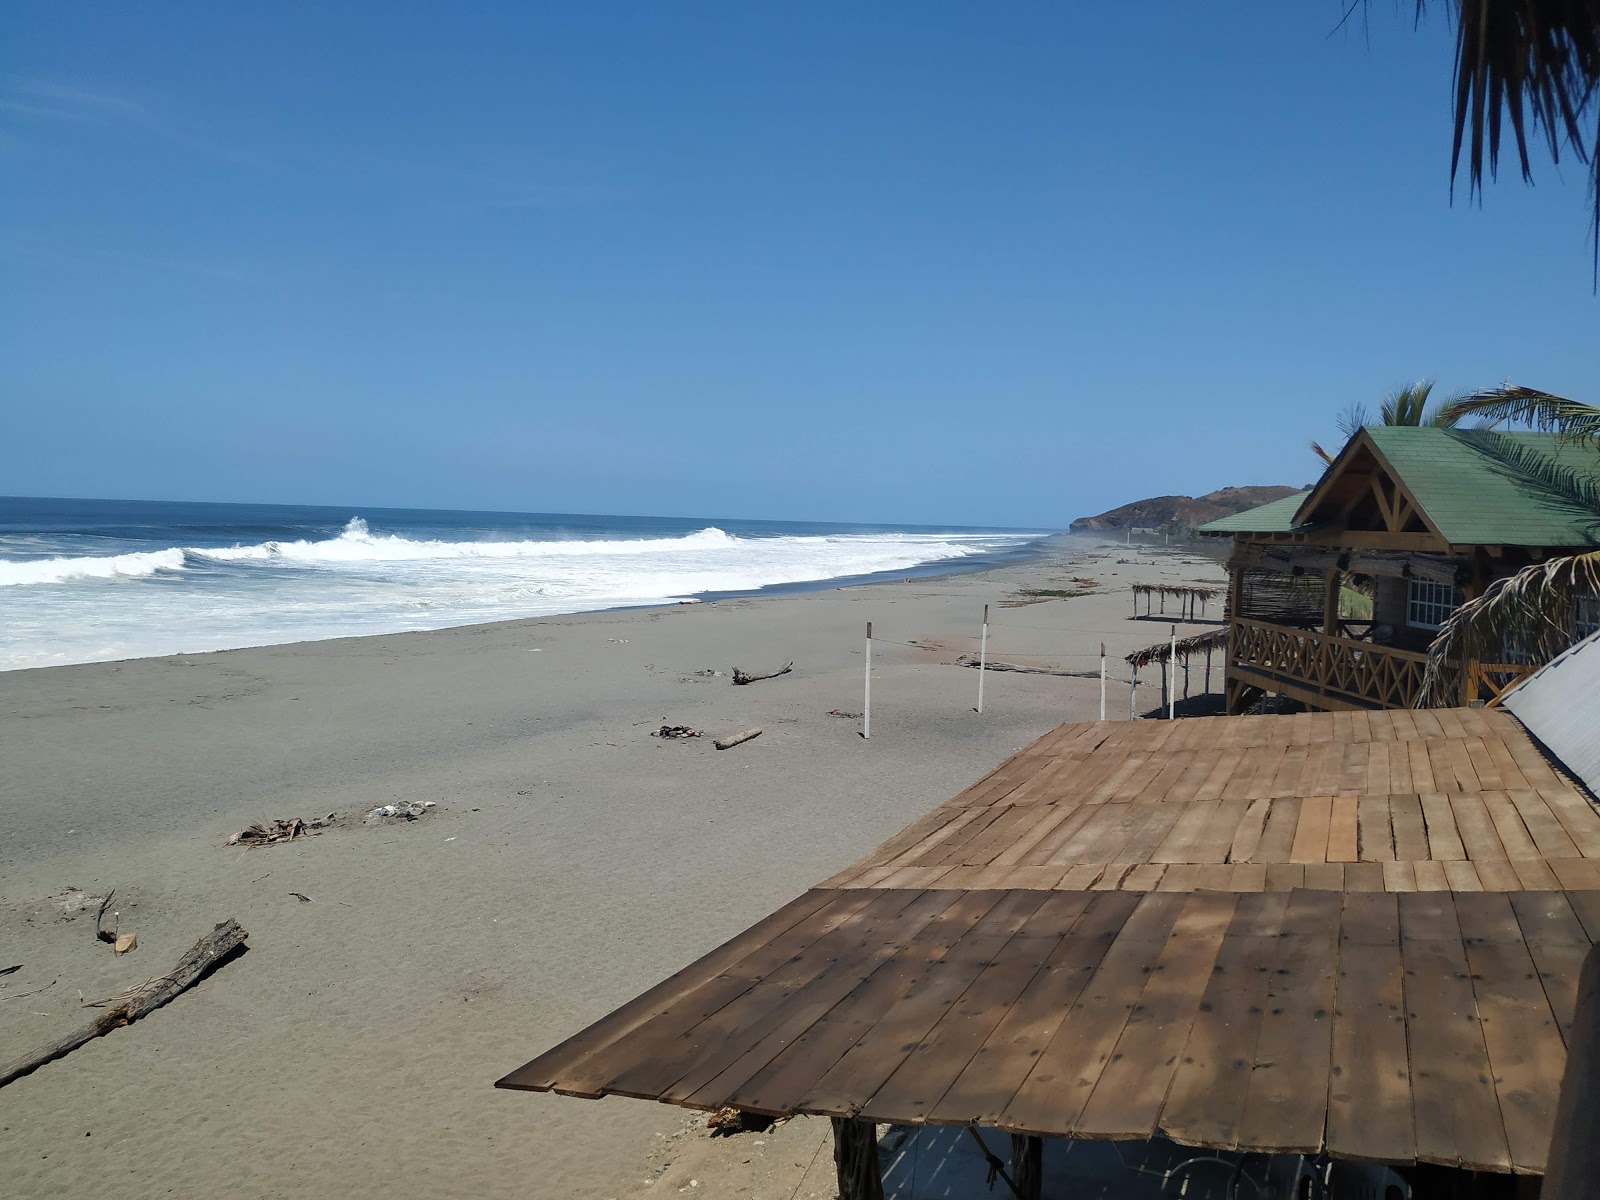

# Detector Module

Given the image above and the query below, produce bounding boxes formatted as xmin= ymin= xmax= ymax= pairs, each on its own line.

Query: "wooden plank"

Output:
xmin=1452 ymin=794 xmax=1509 ymax=862
xmin=1251 ymin=797 xmax=1303 ymax=864
xmin=1481 ymin=792 xmax=1542 ymax=862
xmin=1509 ymin=891 xmax=1594 ymax=1047
xmin=1290 ymin=796 xmax=1334 ymax=864
xmin=1549 ymin=858 xmax=1600 ymax=891
xmin=1420 ymin=794 xmax=1467 ymax=861
xmin=997 ymin=893 xmax=1189 ymax=1137
xmin=608 ymin=888 xmax=933 ymax=1101
xmin=1235 ymin=889 xmax=1341 ymax=1154
xmin=794 ymin=890 xmax=1041 ymax=1117
xmin=928 ymin=892 xmax=1144 ymax=1125
xmin=1327 ymin=796 xmax=1359 ymax=863
xmin=1442 ymin=860 xmax=1484 ymax=891
xmin=1187 ymin=797 xmax=1254 ymax=865
xmin=1413 ymin=860 xmax=1450 ymax=891
xmin=1357 ymin=795 xmax=1396 ymax=861
xmin=1074 ymin=892 xmax=1240 ymax=1140
xmin=852 ymin=892 xmax=1070 ymax=1124
xmin=1148 ymin=801 xmax=1223 ymax=865
xmin=1226 ymin=797 xmax=1272 ymax=864
xmin=1539 ymin=788 xmax=1600 ymax=859
xmin=1343 ymin=862 xmax=1384 ymax=892
xmin=1506 ymin=790 xmax=1582 ymax=861
xmin=1409 ymin=740 xmax=1439 ymax=793
xmin=664 ymin=889 xmax=975 ymax=1106
xmin=504 ymin=889 xmax=849 ymax=1093
xmin=1389 ymin=794 xmax=1430 ymax=861
xmin=1382 ymin=861 xmax=1417 ymax=892
xmin=1455 ymin=892 xmax=1572 ymax=1174
xmin=1264 ymin=863 xmax=1305 ymax=891
xmin=1120 ymin=863 xmax=1166 ymax=890
xmin=1159 ymin=893 xmax=1288 ymax=1149
xmin=1229 ymin=863 xmax=1269 ymax=892
xmin=1397 ymin=892 xmax=1512 ymax=1172
xmin=1108 ymin=803 xmax=1187 ymax=866
xmin=1326 ymin=891 xmax=1416 ymax=1165
xmin=1303 ymin=863 xmax=1345 ymax=892
xmin=729 ymin=890 xmax=1068 ymax=1118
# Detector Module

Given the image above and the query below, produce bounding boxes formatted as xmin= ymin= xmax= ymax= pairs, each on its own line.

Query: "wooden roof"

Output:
xmin=497 ymin=708 xmax=1600 ymax=1175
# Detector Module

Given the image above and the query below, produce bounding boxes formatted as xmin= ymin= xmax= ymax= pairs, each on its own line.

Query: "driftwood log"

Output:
xmin=731 ymin=662 xmax=792 ymax=686
xmin=714 ymin=728 xmax=762 ymax=751
xmin=0 ymin=918 xmax=247 ymax=1090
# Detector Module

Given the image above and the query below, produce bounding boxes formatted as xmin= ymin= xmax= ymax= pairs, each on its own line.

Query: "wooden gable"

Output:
xmin=1293 ymin=430 xmax=1449 ymax=550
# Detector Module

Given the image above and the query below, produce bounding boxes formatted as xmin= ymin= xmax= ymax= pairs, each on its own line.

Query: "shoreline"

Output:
xmin=0 ymin=535 xmax=1225 ymax=1200
xmin=0 ymin=531 xmax=1062 ymax=678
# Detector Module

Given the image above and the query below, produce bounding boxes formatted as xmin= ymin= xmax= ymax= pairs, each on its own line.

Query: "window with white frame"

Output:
xmin=1577 ymin=592 xmax=1600 ymax=640
xmin=1407 ymin=578 xmax=1459 ymax=631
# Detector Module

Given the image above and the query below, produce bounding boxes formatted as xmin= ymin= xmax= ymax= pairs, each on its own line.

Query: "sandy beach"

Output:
xmin=0 ymin=535 xmax=1226 ymax=1199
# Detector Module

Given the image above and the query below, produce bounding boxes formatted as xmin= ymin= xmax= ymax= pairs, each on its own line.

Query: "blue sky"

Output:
xmin=2 ymin=3 xmax=1595 ymax=528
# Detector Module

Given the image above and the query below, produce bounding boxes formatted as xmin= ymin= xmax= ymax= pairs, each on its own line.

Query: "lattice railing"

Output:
xmin=1229 ymin=618 xmax=1433 ymax=710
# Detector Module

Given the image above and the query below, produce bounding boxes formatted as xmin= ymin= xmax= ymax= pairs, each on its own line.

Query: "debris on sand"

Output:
xmin=364 ymin=801 xmax=435 ymax=824
xmin=113 ymin=933 xmax=137 ymax=956
xmin=706 ymin=1107 xmax=776 ymax=1137
xmin=651 ymin=725 xmax=702 ymax=739
xmin=226 ymin=815 xmax=335 ymax=847
xmin=827 ymin=709 xmax=862 ymax=719
xmin=713 ymin=728 xmax=762 ymax=751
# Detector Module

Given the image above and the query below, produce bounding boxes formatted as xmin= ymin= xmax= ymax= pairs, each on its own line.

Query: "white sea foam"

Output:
xmin=0 ymin=516 xmax=1036 ymax=670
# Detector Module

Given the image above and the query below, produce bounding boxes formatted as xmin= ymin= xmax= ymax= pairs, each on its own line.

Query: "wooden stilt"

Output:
xmin=830 ymin=1117 xmax=883 ymax=1200
xmin=1009 ymin=1134 xmax=1042 ymax=1200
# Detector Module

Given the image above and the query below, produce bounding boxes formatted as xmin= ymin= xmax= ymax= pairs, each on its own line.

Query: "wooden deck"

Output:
xmin=821 ymin=707 xmax=1600 ymax=894
xmin=497 ymin=708 xmax=1600 ymax=1174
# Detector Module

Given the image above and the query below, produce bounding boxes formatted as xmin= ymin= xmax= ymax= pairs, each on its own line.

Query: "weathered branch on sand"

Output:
xmin=0 ymin=918 xmax=248 ymax=1090
xmin=95 ymin=890 xmax=116 ymax=944
xmin=732 ymin=662 xmax=792 ymax=686
xmin=714 ymin=729 xmax=763 ymax=751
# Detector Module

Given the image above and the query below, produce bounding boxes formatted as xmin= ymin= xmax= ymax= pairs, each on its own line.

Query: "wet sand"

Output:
xmin=0 ymin=536 xmax=1225 ymax=1199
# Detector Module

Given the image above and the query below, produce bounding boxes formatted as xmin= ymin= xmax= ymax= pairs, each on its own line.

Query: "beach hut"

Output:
xmin=1197 ymin=427 xmax=1600 ymax=713
xmin=498 ymin=693 xmax=1600 ymax=1197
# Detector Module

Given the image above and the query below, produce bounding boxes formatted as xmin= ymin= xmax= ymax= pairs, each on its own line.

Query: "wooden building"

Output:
xmin=1198 ymin=427 xmax=1600 ymax=713
xmin=499 ymin=702 xmax=1600 ymax=1196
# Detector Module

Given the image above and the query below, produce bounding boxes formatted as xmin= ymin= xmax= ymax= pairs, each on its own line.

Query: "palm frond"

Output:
xmin=1380 ymin=380 xmax=1437 ymax=427
xmin=1410 ymin=0 xmax=1600 ymax=283
xmin=1422 ymin=549 xmax=1600 ymax=705
xmin=1335 ymin=401 xmax=1373 ymax=440
xmin=1310 ymin=438 xmax=1336 ymax=465
xmin=1455 ymin=427 xmax=1600 ymax=514
xmin=1440 ymin=384 xmax=1600 ymax=440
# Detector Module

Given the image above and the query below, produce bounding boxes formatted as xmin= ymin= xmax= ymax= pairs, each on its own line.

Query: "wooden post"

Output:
xmin=1009 ymin=1134 xmax=1043 ymax=1200
xmin=1130 ymin=662 xmax=1138 ymax=720
xmin=1204 ymin=646 xmax=1213 ymax=694
xmin=1545 ymin=943 xmax=1600 ymax=1199
xmin=1169 ymin=625 xmax=1177 ymax=720
xmin=1099 ymin=643 xmax=1107 ymax=721
xmin=863 ymin=622 xmax=872 ymax=740
xmin=977 ymin=604 xmax=988 ymax=714
xmin=1323 ymin=568 xmax=1342 ymax=635
xmin=831 ymin=1117 xmax=883 ymax=1200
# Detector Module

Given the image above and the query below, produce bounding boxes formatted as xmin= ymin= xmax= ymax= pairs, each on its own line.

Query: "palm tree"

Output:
xmin=1311 ymin=379 xmax=1463 ymax=462
xmin=1399 ymin=2 xmax=1600 ymax=282
xmin=1420 ymin=383 xmax=1600 ymax=702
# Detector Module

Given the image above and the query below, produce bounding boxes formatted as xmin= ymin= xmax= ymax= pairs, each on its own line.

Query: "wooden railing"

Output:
xmin=1229 ymin=618 xmax=1432 ymax=710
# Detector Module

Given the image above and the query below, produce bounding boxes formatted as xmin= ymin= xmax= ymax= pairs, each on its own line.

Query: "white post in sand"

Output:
xmin=977 ymin=604 xmax=989 ymax=714
xmin=863 ymin=622 xmax=872 ymax=740
xmin=1168 ymin=624 xmax=1177 ymax=720
xmin=1130 ymin=662 xmax=1139 ymax=719
xmin=1100 ymin=643 xmax=1107 ymax=721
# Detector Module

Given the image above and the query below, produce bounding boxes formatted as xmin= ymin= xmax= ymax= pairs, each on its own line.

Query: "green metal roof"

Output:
xmin=1363 ymin=426 xmax=1600 ymax=547
xmin=1196 ymin=490 xmax=1312 ymax=534
xmin=1198 ymin=428 xmax=1600 ymax=546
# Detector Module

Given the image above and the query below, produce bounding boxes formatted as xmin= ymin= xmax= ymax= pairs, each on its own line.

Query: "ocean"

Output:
xmin=0 ymin=497 xmax=1048 ymax=672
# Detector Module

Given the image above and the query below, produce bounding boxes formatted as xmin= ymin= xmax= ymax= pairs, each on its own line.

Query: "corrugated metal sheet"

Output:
xmin=1504 ymin=630 xmax=1600 ymax=798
